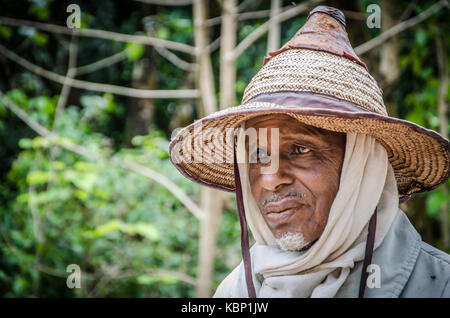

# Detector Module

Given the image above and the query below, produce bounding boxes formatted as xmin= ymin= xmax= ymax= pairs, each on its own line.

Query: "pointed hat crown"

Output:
xmin=241 ymin=6 xmax=385 ymax=114
xmin=263 ymin=6 xmax=366 ymax=68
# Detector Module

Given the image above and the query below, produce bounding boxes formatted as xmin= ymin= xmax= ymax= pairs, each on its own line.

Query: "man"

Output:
xmin=169 ymin=6 xmax=450 ymax=297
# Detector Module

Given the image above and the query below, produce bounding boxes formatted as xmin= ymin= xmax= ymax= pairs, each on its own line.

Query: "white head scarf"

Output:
xmin=233 ymin=121 xmax=399 ymax=298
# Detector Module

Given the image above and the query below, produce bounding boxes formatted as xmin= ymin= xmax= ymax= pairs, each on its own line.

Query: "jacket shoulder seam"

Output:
xmin=419 ymin=243 xmax=450 ymax=267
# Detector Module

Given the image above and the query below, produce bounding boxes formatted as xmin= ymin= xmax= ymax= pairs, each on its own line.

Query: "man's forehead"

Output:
xmin=245 ymin=114 xmax=329 ymax=137
xmin=246 ymin=114 xmax=293 ymax=126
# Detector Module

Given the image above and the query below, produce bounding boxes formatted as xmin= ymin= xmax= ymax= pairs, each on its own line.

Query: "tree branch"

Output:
xmin=73 ymin=50 xmax=128 ymax=76
xmin=206 ymin=6 xmax=294 ymax=27
xmin=208 ymin=36 xmax=221 ymax=53
xmin=232 ymin=0 xmax=324 ymax=60
xmin=237 ymin=0 xmax=262 ymax=12
xmin=355 ymin=0 xmax=448 ymax=55
xmin=340 ymin=9 xmax=367 ymax=21
xmin=0 ymin=43 xmax=199 ymax=99
xmin=0 ymin=16 xmax=196 ymax=55
xmin=116 ymin=158 xmax=204 ymax=220
xmin=0 ymin=91 xmax=205 ymax=220
xmin=154 ymin=45 xmax=198 ymax=72
xmin=54 ymin=35 xmax=78 ymax=129
xmin=34 ymin=262 xmax=97 ymax=280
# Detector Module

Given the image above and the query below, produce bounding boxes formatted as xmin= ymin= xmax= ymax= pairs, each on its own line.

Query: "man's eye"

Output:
xmin=250 ymin=148 xmax=269 ymax=163
xmin=292 ymin=145 xmax=311 ymax=155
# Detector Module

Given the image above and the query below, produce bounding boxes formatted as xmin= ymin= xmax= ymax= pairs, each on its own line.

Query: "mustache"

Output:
xmin=262 ymin=191 xmax=305 ymax=207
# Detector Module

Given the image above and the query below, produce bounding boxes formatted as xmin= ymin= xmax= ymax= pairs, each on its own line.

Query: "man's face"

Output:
xmin=246 ymin=114 xmax=346 ymax=250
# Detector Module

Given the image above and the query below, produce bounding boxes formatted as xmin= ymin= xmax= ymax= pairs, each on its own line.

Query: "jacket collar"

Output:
xmin=336 ymin=210 xmax=421 ymax=297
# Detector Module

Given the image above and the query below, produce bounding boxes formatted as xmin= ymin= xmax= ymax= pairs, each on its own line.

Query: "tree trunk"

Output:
xmin=125 ymin=4 xmax=157 ymax=146
xmin=169 ymin=71 xmax=196 ymax=132
xmin=195 ymin=0 xmax=238 ymax=298
xmin=267 ymin=0 xmax=281 ymax=53
xmin=125 ymin=50 xmax=157 ymax=145
xmin=220 ymin=0 xmax=237 ymax=109
xmin=378 ymin=0 xmax=401 ymax=117
xmin=193 ymin=0 xmax=217 ymax=118
xmin=193 ymin=0 xmax=224 ymax=298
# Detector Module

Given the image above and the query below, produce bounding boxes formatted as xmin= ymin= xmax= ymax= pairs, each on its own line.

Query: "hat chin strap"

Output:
xmin=233 ymin=147 xmax=377 ymax=299
xmin=359 ymin=207 xmax=378 ymax=298
xmin=233 ymin=148 xmax=257 ymax=298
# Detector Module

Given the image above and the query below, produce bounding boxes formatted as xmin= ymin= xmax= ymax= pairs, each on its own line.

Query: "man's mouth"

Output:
xmin=263 ymin=197 xmax=304 ymax=224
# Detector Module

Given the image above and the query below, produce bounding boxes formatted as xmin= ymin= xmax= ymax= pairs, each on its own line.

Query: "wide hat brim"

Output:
xmin=169 ymin=6 xmax=450 ymax=202
xmin=169 ymin=91 xmax=450 ymax=202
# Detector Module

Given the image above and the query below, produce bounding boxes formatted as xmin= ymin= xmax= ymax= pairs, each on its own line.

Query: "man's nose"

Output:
xmin=259 ymin=164 xmax=294 ymax=192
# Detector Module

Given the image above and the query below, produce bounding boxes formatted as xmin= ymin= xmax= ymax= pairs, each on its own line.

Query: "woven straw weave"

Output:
xmin=242 ymin=49 xmax=387 ymax=115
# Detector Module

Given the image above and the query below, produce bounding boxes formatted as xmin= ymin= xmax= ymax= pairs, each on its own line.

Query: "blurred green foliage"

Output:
xmin=0 ymin=0 xmax=449 ymax=297
xmin=0 ymin=87 xmax=241 ymax=297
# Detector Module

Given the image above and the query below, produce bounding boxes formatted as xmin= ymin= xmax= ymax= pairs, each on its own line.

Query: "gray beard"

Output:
xmin=275 ymin=232 xmax=310 ymax=252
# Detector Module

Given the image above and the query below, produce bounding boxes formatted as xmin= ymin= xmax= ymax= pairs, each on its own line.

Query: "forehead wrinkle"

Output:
xmin=246 ymin=115 xmax=343 ymax=151
xmin=250 ymin=123 xmax=332 ymax=145
xmin=246 ymin=114 xmax=294 ymax=127
xmin=247 ymin=115 xmax=330 ymax=137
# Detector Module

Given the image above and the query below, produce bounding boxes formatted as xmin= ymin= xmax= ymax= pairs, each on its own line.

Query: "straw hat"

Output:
xmin=169 ymin=6 xmax=450 ymax=202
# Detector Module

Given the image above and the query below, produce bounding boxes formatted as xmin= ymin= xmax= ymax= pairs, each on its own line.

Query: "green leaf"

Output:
xmin=18 ymin=138 xmax=34 ymax=149
xmin=28 ymin=187 xmax=72 ymax=205
xmin=74 ymin=189 xmax=89 ymax=201
xmin=28 ymin=4 xmax=50 ymax=21
xmin=51 ymin=161 xmax=66 ymax=171
xmin=74 ymin=161 xmax=97 ymax=172
xmin=16 ymin=193 xmax=30 ymax=204
xmin=136 ymin=274 xmax=158 ymax=285
xmin=33 ymin=32 xmax=49 ymax=46
xmin=12 ymin=277 xmax=28 ymax=294
xmin=0 ymin=99 xmax=6 ymax=117
xmin=426 ymin=188 xmax=447 ymax=217
xmin=64 ymin=170 xmax=97 ymax=192
xmin=136 ymin=273 xmax=178 ymax=285
xmin=131 ymin=135 xmax=145 ymax=146
xmin=0 ymin=26 xmax=12 ymax=40
xmin=128 ymin=223 xmax=160 ymax=241
xmin=405 ymin=106 xmax=426 ymax=127
xmin=32 ymin=136 xmax=52 ymax=149
xmin=92 ymin=188 xmax=111 ymax=200
xmin=27 ymin=170 xmax=54 ymax=185
xmin=29 ymin=96 xmax=55 ymax=114
xmin=86 ymin=219 xmax=123 ymax=238
xmin=85 ymin=219 xmax=159 ymax=241
xmin=415 ymin=29 xmax=427 ymax=46
xmin=81 ymin=95 xmax=108 ymax=110
xmin=155 ymin=26 xmax=170 ymax=40
xmin=6 ymin=89 xmax=28 ymax=107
